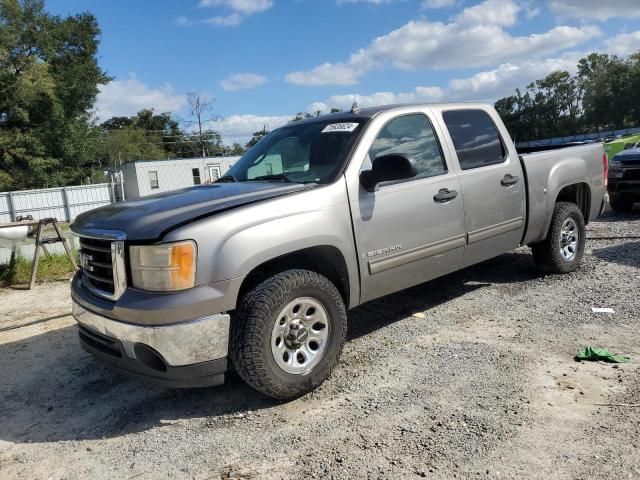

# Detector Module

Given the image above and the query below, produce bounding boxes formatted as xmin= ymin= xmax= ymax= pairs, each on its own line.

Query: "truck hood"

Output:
xmin=613 ymin=148 xmax=640 ymax=166
xmin=71 ymin=182 xmax=311 ymax=241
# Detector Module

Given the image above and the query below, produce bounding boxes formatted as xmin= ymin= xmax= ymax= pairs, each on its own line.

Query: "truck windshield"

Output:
xmin=224 ymin=119 xmax=367 ymax=184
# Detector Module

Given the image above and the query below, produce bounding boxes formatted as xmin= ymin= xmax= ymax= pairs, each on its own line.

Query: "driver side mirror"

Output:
xmin=359 ymin=154 xmax=418 ymax=192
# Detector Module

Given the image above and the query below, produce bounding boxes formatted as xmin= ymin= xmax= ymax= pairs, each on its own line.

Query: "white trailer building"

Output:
xmin=121 ymin=156 xmax=239 ymax=200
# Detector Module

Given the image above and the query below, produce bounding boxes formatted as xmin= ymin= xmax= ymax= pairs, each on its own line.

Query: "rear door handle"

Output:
xmin=434 ymin=188 xmax=458 ymax=203
xmin=501 ymin=174 xmax=519 ymax=187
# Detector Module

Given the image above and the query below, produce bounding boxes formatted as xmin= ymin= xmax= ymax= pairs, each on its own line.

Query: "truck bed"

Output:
xmin=519 ymin=143 xmax=606 ymax=245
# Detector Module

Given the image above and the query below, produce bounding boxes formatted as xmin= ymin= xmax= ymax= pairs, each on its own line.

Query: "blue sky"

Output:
xmin=48 ymin=0 xmax=640 ymax=144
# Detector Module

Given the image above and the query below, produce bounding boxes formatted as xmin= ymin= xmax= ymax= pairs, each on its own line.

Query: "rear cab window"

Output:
xmin=442 ymin=109 xmax=506 ymax=170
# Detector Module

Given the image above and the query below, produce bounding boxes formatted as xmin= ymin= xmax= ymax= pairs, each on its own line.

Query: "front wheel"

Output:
xmin=230 ymin=270 xmax=347 ymax=400
xmin=531 ymin=202 xmax=585 ymax=274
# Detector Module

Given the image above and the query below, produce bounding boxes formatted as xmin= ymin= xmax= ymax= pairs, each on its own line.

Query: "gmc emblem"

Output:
xmin=80 ymin=252 xmax=95 ymax=272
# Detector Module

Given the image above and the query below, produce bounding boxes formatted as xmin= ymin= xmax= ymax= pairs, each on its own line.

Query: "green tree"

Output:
xmin=101 ymin=127 xmax=165 ymax=166
xmin=0 ymin=0 xmax=109 ymax=190
xmin=227 ymin=143 xmax=245 ymax=156
xmin=100 ymin=109 xmax=240 ymax=161
xmin=495 ymin=50 xmax=640 ymax=142
xmin=245 ymin=127 xmax=269 ymax=149
xmin=577 ymin=53 xmax=632 ymax=130
xmin=289 ymin=112 xmax=313 ymax=123
xmin=629 ymin=53 xmax=640 ymax=125
xmin=101 ymin=108 xmax=186 ymax=160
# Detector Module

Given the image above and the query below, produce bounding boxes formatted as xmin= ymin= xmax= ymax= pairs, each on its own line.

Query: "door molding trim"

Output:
xmin=368 ymin=234 xmax=466 ymax=275
xmin=467 ymin=217 xmax=523 ymax=245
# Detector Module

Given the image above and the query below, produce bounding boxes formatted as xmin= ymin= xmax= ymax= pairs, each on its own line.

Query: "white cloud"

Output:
xmin=180 ymin=0 xmax=272 ymax=27
xmin=208 ymin=114 xmax=290 ymax=145
xmin=549 ymin=0 xmax=640 ymax=21
xmin=305 ymin=54 xmax=584 ymax=113
xmin=453 ymin=0 xmax=519 ymax=27
xmin=285 ymin=62 xmax=362 ymax=86
xmin=604 ymin=31 xmax=640 ymax=57
xmin=446 ymin=55 xmax=581 ymax=100
xmin=337 ymin=0 xmax=455 ymax=5
xmin=336 ymin=0 xmax=393 ymax=4
xmin=203 ymin=13 xmax=243 ymax=26
xmin=285 ymin=0 xmax=600 ymax=86
xmin=198 ymin=0 xmax=273 ymax=14
xmin=94 ymin=76 xmax=186 ymax=121
xmin=220 ymin=73 xmax=268 ymax=91
xmin=422 ymin=0 xmax=456 ymax=8
xmin=307 ymin=87 xmax=445 ymax=113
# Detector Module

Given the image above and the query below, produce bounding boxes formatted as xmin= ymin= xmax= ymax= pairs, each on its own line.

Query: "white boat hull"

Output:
xmin=0 ymin=226 xmax=29 ymax=241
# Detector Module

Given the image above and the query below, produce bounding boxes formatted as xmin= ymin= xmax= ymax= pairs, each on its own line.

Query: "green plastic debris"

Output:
xmin=575 ymin=347 xmax=630 ymax=363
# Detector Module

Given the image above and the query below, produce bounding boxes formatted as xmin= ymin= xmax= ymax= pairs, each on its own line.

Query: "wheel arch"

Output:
xmin=555 ymin=182 xmax=592 ymax=223
xmin=528 ymin=181 xmax=592 ymax=245
xmin=237 ymin=245 xmax=352 ymax=309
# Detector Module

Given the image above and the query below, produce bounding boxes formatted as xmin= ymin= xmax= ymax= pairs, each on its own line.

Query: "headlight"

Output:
xmin=130 ymin=241 xmax=197 ymax=292
xmin=608 ymin=161 xmax=624 ymax=178
xmin=609 ymin=160 xmax=623 ymax=170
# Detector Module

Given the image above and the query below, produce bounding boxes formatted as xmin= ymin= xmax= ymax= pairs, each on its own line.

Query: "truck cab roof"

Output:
xmin=291 ymin=102 xmax=494 ymax=126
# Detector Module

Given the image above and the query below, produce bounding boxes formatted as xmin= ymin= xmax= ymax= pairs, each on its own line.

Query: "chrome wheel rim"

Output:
xmin=271 ymin=297 xmax=330 ymax=375
xmin=559 ymin=218 xmax=579 ymax=261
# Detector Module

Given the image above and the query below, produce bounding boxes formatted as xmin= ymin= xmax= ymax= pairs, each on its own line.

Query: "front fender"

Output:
xmin=163 ymin=182 xmax=360 ymax=309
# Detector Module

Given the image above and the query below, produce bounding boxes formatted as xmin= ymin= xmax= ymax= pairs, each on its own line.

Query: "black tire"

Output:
xmin=609 ymin=194 xmax=635 ymax=213
xmin=531 ymin=202 xmax=585 ymax=274
xmin=230 ymin=270 xmax=347 ymax=400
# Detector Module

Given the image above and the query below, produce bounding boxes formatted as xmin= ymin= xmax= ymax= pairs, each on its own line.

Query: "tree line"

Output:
xmin=495 ymin=52 xmax=640 ymax=143
xmin=0 ymin=0 xmax=247 ymax=191
xmin=2 ymin=0 xmax=640 ymax=192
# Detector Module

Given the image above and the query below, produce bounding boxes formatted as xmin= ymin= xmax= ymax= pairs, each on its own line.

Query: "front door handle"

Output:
xmin=501 ymin=174 xmax=519 ymax=187
xmin=434 ymin=188 xmax=458 ymax=203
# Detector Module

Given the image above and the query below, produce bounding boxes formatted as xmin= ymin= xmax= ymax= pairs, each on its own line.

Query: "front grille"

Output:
xmin=624 ymin=168 xmax=640 ymax=180
xmin=80 ymin=237 xmax=116 ymax=295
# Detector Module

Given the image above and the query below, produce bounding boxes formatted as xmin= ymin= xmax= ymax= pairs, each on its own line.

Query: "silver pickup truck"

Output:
xmin=71 ymin=103 xmax=606 ymax=399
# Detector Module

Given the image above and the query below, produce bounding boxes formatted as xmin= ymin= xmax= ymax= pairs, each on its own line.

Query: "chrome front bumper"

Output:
xmin=72 ymin=301 xmax=230 ymax=367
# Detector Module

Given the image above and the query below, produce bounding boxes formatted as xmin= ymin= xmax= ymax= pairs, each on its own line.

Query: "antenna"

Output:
xmin=351 ymin=102 xmax=359 ymax=113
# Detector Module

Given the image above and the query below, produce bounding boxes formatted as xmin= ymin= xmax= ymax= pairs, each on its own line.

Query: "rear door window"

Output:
xmin=443 ymin=110 xmax=506 ymax=170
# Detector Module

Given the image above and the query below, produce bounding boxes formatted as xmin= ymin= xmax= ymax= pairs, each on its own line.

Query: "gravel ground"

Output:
xmin=0 ymin=209 xmax=638 ymax=480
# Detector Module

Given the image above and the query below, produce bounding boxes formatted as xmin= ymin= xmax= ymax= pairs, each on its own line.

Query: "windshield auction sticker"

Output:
xmin=322 ymin=122 xmax=359 ymax=133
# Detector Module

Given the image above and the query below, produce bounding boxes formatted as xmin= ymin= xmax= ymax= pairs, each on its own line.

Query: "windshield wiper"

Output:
xmin=251 ymin=174 xmax=292 ymax=183
xmin=216 ymin=174 xmax=237 ymax=183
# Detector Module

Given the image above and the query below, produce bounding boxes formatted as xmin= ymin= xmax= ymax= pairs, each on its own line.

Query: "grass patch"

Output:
xmin=0 ymin=252 xmax=78 ymax=287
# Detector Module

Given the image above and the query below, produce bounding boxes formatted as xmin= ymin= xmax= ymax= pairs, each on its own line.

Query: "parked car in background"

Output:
xmin=608 ymin=146 xmax=640 ymax=212
xmin=70 ymin=103 xmax=606 ymax=399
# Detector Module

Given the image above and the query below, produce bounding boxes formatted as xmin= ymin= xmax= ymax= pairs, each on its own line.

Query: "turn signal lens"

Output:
xmin=130 ymin=241 xmax=197 ymax=292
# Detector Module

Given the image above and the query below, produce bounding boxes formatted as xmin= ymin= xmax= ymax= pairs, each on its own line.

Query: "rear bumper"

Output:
xmin=72 ymin=301 xmax=230 ymax=388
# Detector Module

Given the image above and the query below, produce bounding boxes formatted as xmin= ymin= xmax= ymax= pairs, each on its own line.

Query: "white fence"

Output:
xmin=0 ymin=183 xmax=113 ymax=224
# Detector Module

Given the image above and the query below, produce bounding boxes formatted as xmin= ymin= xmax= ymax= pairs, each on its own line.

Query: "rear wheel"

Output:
xmin=531 ymin=202 xmax=585 ymax=274
xmin=609 ymin=193 xmax=635 ymax=213
xmin=230 ymin=270 xmax=347 ymax=400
